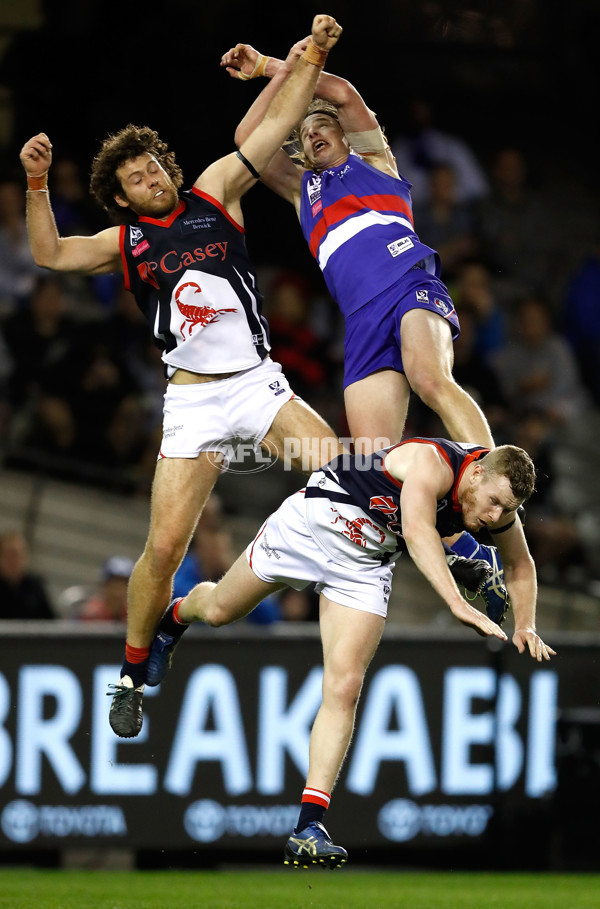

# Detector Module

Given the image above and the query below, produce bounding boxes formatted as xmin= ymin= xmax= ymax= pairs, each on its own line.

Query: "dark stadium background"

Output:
xmin=1 ymin=0 xmax=598 ymax=273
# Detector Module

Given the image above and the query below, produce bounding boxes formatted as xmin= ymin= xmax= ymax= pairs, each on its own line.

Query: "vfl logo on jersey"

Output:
xmin=307 ymin=174 xmax=322 ymax=215
xmin=434 ymin=297 xmax=451 ymax=315
xmin=268 ymin=380 xmax=286 ymax=397
xmin=130 ymin=226 xmax=150 ymax=257
xmin=387 ymin=237 xmax=414 ymax=258
xmin=174 ymin=282 xmax=236 ymax=340
xmin=416 ymin=289 xmax=429 ymax=303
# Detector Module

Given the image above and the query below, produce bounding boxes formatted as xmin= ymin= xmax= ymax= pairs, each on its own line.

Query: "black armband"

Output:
xmin=488 ymin=518 xmax=516 ymax=536
xmin=236 ymin=150 xmax=260 ymax=180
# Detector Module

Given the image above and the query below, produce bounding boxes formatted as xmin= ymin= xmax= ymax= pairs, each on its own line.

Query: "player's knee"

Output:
xmin=325 ymin=666 xmax=364 ymax=709
xmin=145 ymin=534 xmax=188 ymax=577
xmin=409 ymin=370 xmax=454 ymax=410
xmin=201 ymin=589 xmax=234 ymax=627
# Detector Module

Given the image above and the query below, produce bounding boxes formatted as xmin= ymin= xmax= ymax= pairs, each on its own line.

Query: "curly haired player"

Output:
xmin=20 ymin=14 xmax=344 ymax=740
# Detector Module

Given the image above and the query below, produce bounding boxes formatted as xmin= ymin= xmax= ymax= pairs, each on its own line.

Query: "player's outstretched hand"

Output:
xmin=450 ymin=598 xmax=508 ymax=641
xmin=20 ymin=133 xmax=52 ymax=176
xmin=286 ymin=36 xmax=311 ymax=64
xmin=311 ymin=14 xmax=343 ymax=51
xmin=513 ymin=628 xmax=556 ymax=661
xmin=221 ymin=44 xmax=265 ymax=80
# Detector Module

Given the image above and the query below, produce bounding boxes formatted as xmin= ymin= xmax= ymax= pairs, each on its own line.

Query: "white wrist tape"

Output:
xmin=345 ymin=126 xmax=387 ymax=156
xmin=238 ymin=53 xmax=270 ymax=81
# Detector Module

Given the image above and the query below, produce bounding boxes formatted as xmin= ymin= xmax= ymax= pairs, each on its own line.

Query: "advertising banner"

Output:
xmin=0 ymin=625 xmax=597 ymax=862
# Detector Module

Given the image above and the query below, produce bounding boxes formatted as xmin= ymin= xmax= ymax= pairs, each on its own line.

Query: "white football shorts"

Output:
xmin=245 ymin=488 xmax=395 ymax=618
xmin=159 ymin=357 xmax=294 ymax=459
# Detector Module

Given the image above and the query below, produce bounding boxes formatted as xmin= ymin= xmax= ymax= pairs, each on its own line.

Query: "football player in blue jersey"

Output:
xmin=221 ymin=34 xmax=512 ymax=626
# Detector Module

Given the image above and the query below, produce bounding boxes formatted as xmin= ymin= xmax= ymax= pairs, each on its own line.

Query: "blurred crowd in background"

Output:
xmin=1 ymin=0 xmax=599 ymax=621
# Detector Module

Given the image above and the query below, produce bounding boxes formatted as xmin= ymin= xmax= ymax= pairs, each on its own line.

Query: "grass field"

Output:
xmin=0 ymin=869 xmax=599 ymax=909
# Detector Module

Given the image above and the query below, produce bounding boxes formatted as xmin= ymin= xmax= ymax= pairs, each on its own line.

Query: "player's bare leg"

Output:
xmin=400 ymin=308 xmax=494 ymax=448
xmin=285 ymin=595 xmax=384 ymax=868
xmin=180 ymin=553 xmax=284 ymax=626
xmin=262 ymin=397 xmax=344 ymax=473
xmin=344 ymin=369 xmax=411 ymax=455
xmin=307 ymin=595 xmax=384 ymax=793
xmin=147 ymin=552 xmax=285 ymax=688
xmin=108 ymin=452 xmax=222 ymax=738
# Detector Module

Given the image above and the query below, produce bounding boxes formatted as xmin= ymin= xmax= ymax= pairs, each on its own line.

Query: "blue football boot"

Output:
xmin=446 ymin=535 xmax=511 ymax=626
xmin=146 ymin=598 xmax=186 ymax=687
xmin=476 ymin=543 xmax=511 ymax=625
xmin=284 ymin=821 xmax=348 ymax=869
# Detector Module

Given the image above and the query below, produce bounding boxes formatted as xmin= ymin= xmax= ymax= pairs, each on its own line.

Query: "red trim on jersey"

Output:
xmin=379 ymin=441 xmax=408 ymax=489
xmin=119 ymin=224 xmax=131 ymax=290
xmin=191 ymin=187 xmax=246 ymax=234
xmin=451 ymin=449 xmax=489 ymax=511
xmin=138 ymin=198 xmax=186 ymax=227
xmin=379 ymin=439 xmax=489 ymax=516
xmin=380 ymin=438 xmax=456 ymax=491
xmin=308 ymin=193 xmax=414 ymax=257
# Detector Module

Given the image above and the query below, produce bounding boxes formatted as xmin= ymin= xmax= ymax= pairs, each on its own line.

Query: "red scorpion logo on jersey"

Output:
xmin=175 ymin=282 xmax=237 ymax=340
xmin=331 ymin=510 xmax=386 ymax=548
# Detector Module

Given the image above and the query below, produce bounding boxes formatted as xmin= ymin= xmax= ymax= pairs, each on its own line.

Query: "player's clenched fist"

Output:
xmin=311 ymin=14 xmax=342 ymax=51
xmin=20 ymin=133 xmax=53 ymax=177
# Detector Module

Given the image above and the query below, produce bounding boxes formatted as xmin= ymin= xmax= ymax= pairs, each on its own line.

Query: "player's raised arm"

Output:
xmin=222 ymin=29 xmax=395 ymax=182
xmin=20 ymin=132 xmax=122 ymax=275
xmin=199 ymin=15 xmax=342 ymax=211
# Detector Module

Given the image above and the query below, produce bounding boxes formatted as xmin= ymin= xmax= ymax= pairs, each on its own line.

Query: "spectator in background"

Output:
xmin=49 ymin=157 xmax=107 ymax=238
xmin=561 ymin=234 xmax=600 ymax=406
xmin=449 ymin=258 xmax=506 ymax=361
xmin=263 ymin=269 xmax=342 ymax=430
xmin=0 ymin=177 xmax=45 ymax=315
xmin=450 ymin=305 xmax=508 ymax=439
xmin=3 ymin=275 xmax=80 ymax=471
xmin=173 ymin=492 xmax=282 ymax=625
xmin=0 ymin=529 xmax=55 ymax=620
xmin=279 ymin=586 xmax=319 ymax=622
xmin=8 ymin=300 xmax=150 ymax=489
xmin=412 ymin=162 xmax=477 ymax=280
xmin=490 ymin=294 xmax=591 ymax=426
xmin=390 ymin=97 xmax=490 ymax=207
xmin=471 ymin=147 xmax=556 ymax=304
xmin=3 ymin=274 xmax=77 ymax=413
xmin=0 ymin=325 xmax=13 ymax=438
xmin=406 ymin=304 xmax=508 ymax=441
xmin=79 ymin=556 xmax=134 ymax=623
xmin=512 ymin=410 xmax=589 ymax=587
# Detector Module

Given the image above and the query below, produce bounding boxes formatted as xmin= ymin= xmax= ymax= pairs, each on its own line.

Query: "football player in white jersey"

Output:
xmin=20 ymin=14 xmax=344 ymax=739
